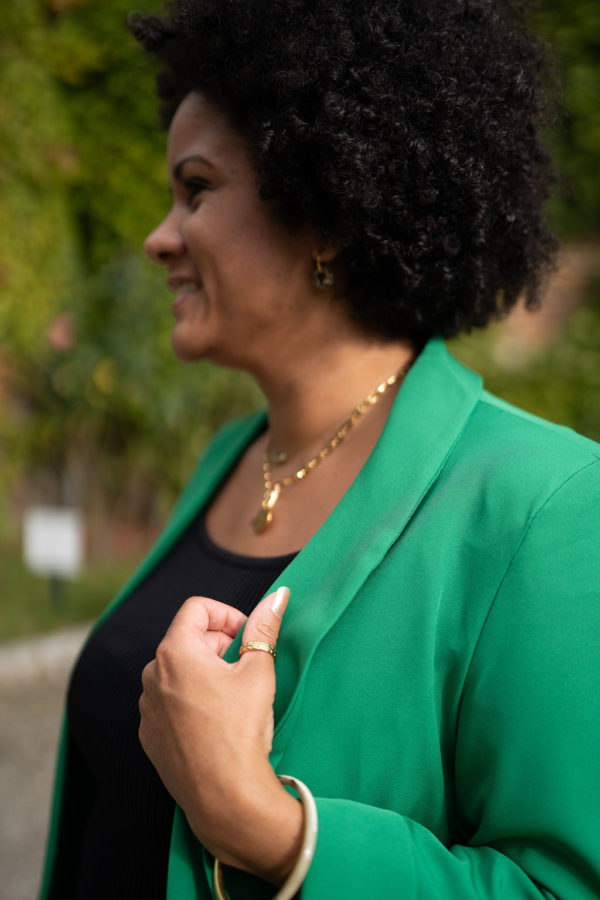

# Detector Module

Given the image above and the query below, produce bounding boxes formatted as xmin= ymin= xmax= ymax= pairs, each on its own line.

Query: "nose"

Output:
xmin=144 ymin=208 xmax=185 ymax=265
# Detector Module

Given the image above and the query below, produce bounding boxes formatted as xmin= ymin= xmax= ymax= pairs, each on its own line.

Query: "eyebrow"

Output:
xmin=173 ymin=154 xmax=215 ymax=183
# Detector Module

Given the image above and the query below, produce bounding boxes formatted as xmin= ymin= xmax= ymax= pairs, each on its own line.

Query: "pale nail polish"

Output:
xmin=271 ymin=586 xmax=290 ymax=616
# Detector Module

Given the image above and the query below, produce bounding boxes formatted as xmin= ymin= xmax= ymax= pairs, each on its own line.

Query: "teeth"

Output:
xmin=175 ymin=282 xmax=200 ymax=297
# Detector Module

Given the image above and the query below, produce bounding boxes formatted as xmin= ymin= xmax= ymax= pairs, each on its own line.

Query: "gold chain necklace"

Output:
xmin=252 ymin=365 xmax=410 ymax=534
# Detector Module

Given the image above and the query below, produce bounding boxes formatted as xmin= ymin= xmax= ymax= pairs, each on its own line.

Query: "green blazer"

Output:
xmin=41 ymin=339 xmax=600 ymax=899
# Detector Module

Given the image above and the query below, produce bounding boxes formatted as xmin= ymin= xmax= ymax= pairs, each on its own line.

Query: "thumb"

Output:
xmin=240 ymin=586 xmax=290 ymax=660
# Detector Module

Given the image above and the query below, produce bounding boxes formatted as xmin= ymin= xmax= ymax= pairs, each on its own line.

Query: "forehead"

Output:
xmin=167 ymin=91 xmax=248 ymax=169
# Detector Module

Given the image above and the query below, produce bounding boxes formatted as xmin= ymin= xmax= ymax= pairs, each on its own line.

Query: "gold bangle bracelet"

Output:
xmin=213 ymin=774 xmax=318 ymax=900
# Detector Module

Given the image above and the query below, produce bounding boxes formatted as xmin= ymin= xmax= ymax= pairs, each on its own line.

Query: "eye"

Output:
xmin=185 ymin=178 xmax=211 ymax=208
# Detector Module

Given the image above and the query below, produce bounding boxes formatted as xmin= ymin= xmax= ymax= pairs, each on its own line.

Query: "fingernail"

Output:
xmin=271 ymin=586 xmax=290 ymax=616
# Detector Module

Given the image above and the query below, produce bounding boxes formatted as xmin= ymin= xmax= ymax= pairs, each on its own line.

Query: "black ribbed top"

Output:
xmin=67 ymin=512 xmax=297 ymax=899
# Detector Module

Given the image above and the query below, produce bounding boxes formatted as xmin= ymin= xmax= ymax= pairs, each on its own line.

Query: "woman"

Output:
xmin=40 ymin=1 xmax=600 ymax=898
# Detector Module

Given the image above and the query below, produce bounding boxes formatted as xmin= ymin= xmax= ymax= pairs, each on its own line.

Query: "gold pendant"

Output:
xmin=252 ymin=487 xmax=280 ymax=535
xmin=252 ymin=506 xmax=273 ymax=534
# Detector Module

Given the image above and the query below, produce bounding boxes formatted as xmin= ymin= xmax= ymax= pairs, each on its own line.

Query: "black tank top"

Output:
xmin=67 ymin=511 xmax=297 ymax=899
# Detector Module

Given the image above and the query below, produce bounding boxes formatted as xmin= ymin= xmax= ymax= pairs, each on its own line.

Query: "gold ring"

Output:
xmin=239 ymin=641 xmax=277 ymax=659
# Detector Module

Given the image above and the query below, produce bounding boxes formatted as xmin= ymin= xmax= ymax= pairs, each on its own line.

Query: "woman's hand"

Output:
xmin=138 ymin=587 xmax=304 ymax=884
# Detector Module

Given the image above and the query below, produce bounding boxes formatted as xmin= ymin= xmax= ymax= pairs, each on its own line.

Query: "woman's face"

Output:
xmin=144 ymin=91 xmax=318 ymax=368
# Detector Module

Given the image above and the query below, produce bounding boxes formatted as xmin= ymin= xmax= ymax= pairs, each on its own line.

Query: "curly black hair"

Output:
xmin=130 ymin=0 xmax=558 ymax=341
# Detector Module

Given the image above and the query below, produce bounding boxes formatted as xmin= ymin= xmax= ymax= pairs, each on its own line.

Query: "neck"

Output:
xmin=252 ymin=332 xmax=416 ymax=457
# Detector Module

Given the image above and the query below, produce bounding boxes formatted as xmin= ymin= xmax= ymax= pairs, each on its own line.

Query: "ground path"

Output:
xmin=0 ymin=625 xmax=90 ymax=900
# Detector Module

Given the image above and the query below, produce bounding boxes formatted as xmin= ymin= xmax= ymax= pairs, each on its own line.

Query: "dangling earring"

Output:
xmin=312 ymin=255 xmax=334 ymax=289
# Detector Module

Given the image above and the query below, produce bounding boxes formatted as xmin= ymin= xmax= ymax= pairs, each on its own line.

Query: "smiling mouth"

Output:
xmin=173 ymin=282 xmax=202 ymax=299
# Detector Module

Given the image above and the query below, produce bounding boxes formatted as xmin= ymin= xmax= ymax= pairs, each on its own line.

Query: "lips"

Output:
xmin=173 ymin=282 xmax=201 ymax=299
xmin=167 ymin=275 xmax=202 ymax=297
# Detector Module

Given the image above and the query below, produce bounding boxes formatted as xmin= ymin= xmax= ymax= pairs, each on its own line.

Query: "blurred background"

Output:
xmin=0 ymin=0 xmax=599 ymax=897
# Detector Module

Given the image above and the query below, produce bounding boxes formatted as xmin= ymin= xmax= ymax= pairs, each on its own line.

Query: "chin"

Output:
xmin=170 ymin=323 xmax=251 ymax=369
xmin=170 ymin=328 xmax=208 ymax=362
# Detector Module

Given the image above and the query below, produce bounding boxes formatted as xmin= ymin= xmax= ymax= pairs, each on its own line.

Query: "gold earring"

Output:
xmin=312 ymin=255 xmax=334 ymax=289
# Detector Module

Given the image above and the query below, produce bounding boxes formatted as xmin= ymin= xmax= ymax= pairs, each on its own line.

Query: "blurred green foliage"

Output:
xmin=534 ymin=0 xmax=600 ymax=235
xmin=0 ymin=0 xmax=261 ymax=531
xmin=0 ymin=0 xmax=598 ymax=547
xmin=451 ymin=1 xmax=600 ymax=440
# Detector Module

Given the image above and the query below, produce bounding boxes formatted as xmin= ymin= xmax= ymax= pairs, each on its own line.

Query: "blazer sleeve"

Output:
xmin=297 ymin=460 xmax=600 ymax=899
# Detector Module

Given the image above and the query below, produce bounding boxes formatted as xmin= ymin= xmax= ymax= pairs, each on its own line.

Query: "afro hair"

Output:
xmin=130 ymin=0 xmax=559 ymax=341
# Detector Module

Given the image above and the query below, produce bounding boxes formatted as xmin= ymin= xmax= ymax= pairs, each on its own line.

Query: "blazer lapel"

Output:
xmin=222 ymin=339 xmax=483 ymax=766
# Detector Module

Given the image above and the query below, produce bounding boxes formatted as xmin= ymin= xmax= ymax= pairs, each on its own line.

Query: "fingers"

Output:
xmin=167 ymin=595 xmax=248 ymax=642
xmin=239 ymin=586 xmax=290 ymax=665
xmin=204 ymin=628 xmax=241 ymax=658
xmin=154 ymin=587 xmax=289 ymax=668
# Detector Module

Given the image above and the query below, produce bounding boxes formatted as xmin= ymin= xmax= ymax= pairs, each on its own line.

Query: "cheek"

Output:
xmin=228 ymin=223 xmax=305 ymax=292
xmin=183 ymin=196 xmax=308 ymax=300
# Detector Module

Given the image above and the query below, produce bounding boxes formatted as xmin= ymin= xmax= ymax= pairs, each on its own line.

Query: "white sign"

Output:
xmin=23 ymin=506 xmax=84 ymax=578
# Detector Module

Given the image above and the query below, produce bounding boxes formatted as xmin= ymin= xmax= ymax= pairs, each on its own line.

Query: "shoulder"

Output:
xmin=414 ymin=358 xmax=600 ymax=558
xmin=476 ymin=389 xmax=600 ymax=464
xmin=446 ymin=381 xmax=600 ymax=513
